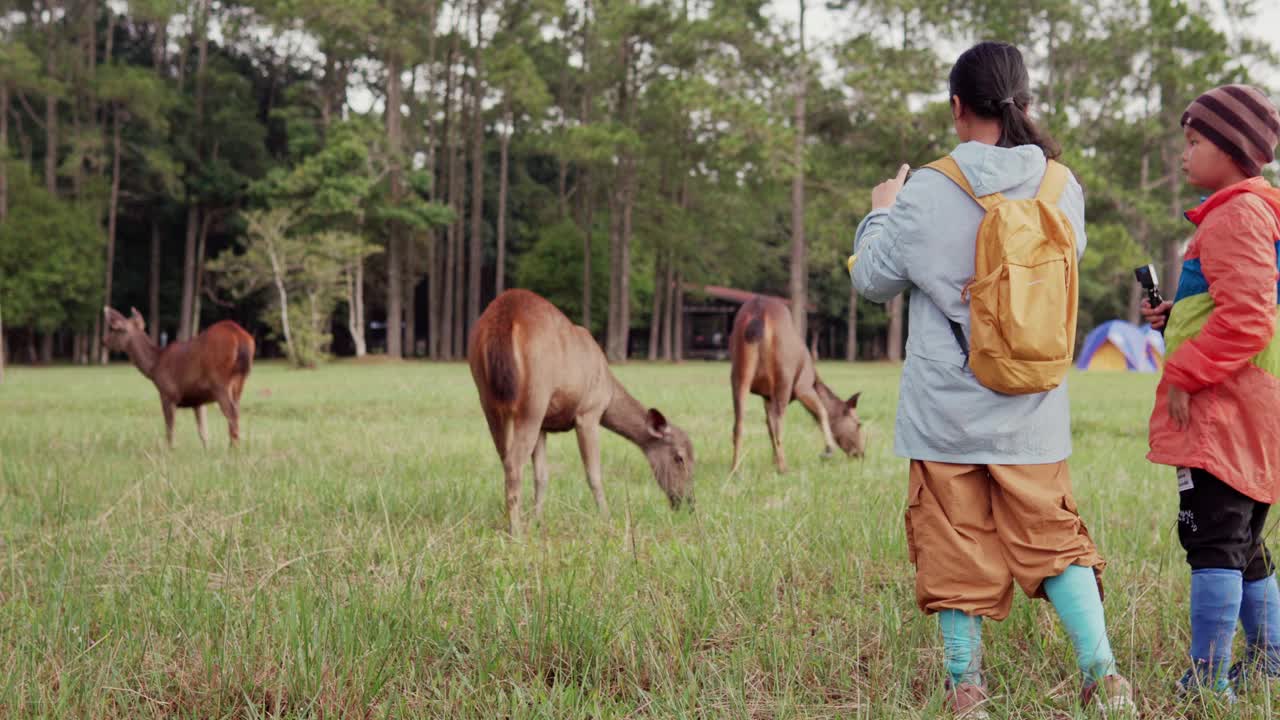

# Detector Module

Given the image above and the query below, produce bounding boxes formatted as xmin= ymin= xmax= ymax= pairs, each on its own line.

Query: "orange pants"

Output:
xmin=905 ymin=460 xmax=1105 ymax=621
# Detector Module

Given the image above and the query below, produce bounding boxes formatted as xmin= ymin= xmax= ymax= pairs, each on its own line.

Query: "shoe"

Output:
xmin=1080 ymin=674 xmax=1136 ymax=717
xmin=944 ymin=679 xmax=990 ymax=719
xmin=1227 ymin=657 xmax=1280 ymax=692
xmin=1176 ymin=666 xmax=1237 ymax=704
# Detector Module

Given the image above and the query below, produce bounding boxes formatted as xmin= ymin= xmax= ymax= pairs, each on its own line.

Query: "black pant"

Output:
xmin=1179 ymin=468 xmax=1275 ymax=580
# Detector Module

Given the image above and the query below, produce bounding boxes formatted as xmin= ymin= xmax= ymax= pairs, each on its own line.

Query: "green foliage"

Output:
xmin=208 ymin=209 xmax=366 ymax=368
xmin=3 ymin=0 xmax=1277 ymax=361
xmin=0 ymin=166 xmax=103 ymax=332
xmin=514 ymin=218 xmax=609 ymax=334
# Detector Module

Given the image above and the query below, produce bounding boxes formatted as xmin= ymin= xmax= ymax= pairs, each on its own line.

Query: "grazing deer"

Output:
xmin=469 ymin=289 xmax=695 ymax=535
xmin=103 ymin=307 xmax=254 ymax=449
xmin=730 ymin=296 xmax=865 ymax=473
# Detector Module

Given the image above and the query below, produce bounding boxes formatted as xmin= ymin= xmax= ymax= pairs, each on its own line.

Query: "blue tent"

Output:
xmin=1076 ymin=320 xmax=1165 ymax=372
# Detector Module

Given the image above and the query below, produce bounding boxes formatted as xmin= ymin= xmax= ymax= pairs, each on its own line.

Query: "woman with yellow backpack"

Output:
xmin=849 ymin=41 xmax=1134 ymax=717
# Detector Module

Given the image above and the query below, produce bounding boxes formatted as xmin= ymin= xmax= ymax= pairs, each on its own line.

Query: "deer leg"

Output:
xmin=194 ymin=405 xmax=209 ymax=450
xmin=532 ymin=432 xmax=550 ymax=523
xmin=764 ymin=397 xmax=788 ymax=474
xmin=503 ymin=426 xmax=540 ymax=537
xmin=730 ymin=381 xmax=750 ymax=475
xmin=215 ymin=389 xmax=240 ymax=448
xmin=575 ymin=421 xmax=608 ymax=517
xmin=161 ymin=399 xmax=176 ymax=449
xmin=795 ymin=387 xmax=837 ymax=457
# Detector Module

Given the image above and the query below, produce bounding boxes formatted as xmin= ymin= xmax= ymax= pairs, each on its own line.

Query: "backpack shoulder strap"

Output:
xmin=1035 ymin=160 xmax=1070 ymax=202
xmin=924 ymin=157 xmax=1003 ymax=212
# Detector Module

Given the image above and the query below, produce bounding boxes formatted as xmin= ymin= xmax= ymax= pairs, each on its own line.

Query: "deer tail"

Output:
xmin=235 ymin=339 xmax=253 ymax=376
xmin=486 ymin=327 xmax=520 ymax=406
xmin=743 ymin=316 xmax=764 ymax=343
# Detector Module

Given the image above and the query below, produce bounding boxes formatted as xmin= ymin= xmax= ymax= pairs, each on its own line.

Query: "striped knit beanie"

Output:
xmin=1182 ymin=84 xmax=1280 ymax=177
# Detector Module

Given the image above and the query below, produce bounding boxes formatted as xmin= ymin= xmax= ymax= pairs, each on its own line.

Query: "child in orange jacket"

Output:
xmin=1143 ymin=84 xmax=1280 ymax=700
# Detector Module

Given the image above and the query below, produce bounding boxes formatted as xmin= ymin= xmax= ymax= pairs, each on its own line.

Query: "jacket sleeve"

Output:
xmin=1164 ymin=196 xmax=1279 ymax=393
xmin=850 ymin=179 xmax=932 ymax=303
xmin=1060 ymin=172 xmax=1088 ymax=261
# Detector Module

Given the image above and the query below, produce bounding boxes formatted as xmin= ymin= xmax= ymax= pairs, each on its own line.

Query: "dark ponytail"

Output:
xmin=949 ymin=41 xmax=1061 ymax=159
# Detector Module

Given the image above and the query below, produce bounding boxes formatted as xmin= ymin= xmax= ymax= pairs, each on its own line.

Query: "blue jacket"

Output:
xmin=851 ymin=141 xmax=1088 ymax=464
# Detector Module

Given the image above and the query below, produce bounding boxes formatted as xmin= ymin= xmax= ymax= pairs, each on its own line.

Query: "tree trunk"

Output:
xmin=178 ymin=0 xmax=210 ymax=341
xmin=40 ymin=331 xmax=54 ymax=364
xmin=442 ymin=198 xmax=456 ymax=359
xmin=577 ymin=23 xmax=593 ymax=331
xmin=451 ymin=99 xmax=466 ymax=358
xmin=266 ymin=242 xmax=297 ymax=364
xmin=101 ymin=108 xmax=122 ymax=363
xmin=427 ymin=235 xmax=439 ymax=358
xmin=453 ymin=214 xmax=465 ymax=355
xmin=44 ymin=17 xmax=58 ymax=196
xmin=194 ymin=0 xmax=210 ymax=117
xmin=321 ymin=54 xmax=336 ymax=130
xmin=191 ymin=210 xmax=212 ymax=334
xmin=496 ymin=105 xmax=511 ymax=295
xmin=1126 ymin=282 xmax=1143 ymax=325
xmin=433 ymin=46 xmax=455 ymax=360
xmin=582 ymin=179 xmax=593 ymax=331
xmin=103 ymin=1 xmax=117 ymax=67
xmin=845 ymin=285 xmax=858 ymax=362
xmin=178 ymin=205 xmax=199 ymax=340
xmin=151 ymin=17 xmax=167 ymax=76
xmin=619 ymin=158 xmax=634 ymax=360
xmin=385 ymin=53 xmax=404 ymax=359
xmin=466 ymin=0 xmax=486 ymax=347
xmin=887 ymin=294 xmax=904 ymax=362
xmin=0 ymin=83 xmax=8 ymax=220
xmin=607 ymin=192 xmax=621 ymax=359
xmin=788 ymin=0 xmax=807 ymax=336
xmin=149 ymin=218 xmax=161 ymax=342
xmin=92 ymin=312 xmax=101 ymax=362
xmin=662 ymin=258 xmax=674 ymax=361
xmin=404 ymin=238 xmax=417 ymax=356
xmin=605 ymin=28 xmax=633 ymax=363
xmin=673 ymin=272 xmax=684 ymax=362
xmin=346 ymin=259 xmax=368 ymax=357
xmin=648 ymin=254 xmax=663 ymax=361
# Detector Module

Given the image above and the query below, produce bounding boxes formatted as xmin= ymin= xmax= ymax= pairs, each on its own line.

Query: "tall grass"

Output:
xmin=0 ymin=361 xmax=1274 ymax=718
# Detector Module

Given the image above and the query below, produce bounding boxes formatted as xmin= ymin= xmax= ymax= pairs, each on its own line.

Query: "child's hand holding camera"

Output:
xmin=1141 ymin=298 xmax=1173 ymax=330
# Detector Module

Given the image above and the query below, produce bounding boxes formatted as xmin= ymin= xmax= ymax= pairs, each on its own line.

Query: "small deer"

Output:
xmin=730 ymin=296 xmax=865 ymax=473
xmin=469 ymin=289 xmax=695 ymax=535
xmin=103 ymin=307 xmax=254 ymax=448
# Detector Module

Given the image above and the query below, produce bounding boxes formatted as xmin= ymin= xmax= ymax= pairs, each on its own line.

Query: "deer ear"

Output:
xmin=104 ymin=306 xmax=125 ymax=328
xmin=130 ymin=307 xmax=145 ymax=329
xmin=846 ymin=392 xmax=861 ymax=411
xmin=646 ymin=408 xmax=670 ymax=439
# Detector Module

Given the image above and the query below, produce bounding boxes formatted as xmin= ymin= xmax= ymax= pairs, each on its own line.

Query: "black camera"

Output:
xmin=1134 ymin=264 xmax=1164 ymax=308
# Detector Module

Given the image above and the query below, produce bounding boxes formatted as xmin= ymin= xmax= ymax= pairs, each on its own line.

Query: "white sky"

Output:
xmin=766 ymin=1 xmax=1280 ymax=95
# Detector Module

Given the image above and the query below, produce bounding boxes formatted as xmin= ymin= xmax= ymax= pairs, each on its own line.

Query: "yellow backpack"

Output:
xmin=925 ymin=156 xmax=1079 ymax=395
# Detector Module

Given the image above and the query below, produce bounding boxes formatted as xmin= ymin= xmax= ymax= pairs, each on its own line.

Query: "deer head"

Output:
xmin=103 ymin=306 xmax=146 ymax=353
xmin=830 ymin=392 xmax=866 ymax=458
xmin=641 ymin=408 xmax=695 ymax=509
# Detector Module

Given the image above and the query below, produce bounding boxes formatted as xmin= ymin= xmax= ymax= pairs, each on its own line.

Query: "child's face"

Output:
xmin=1181 ymin=126 xmax=1248 ymax=192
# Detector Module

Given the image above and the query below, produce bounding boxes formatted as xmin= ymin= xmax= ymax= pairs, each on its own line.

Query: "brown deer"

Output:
xmin=103 ymin=307 xmax=254 ymax=449
xmin=730 ymin=296 xmax=865 ymax=473
xmin=469 ymin=289 xmax=694 ymax=535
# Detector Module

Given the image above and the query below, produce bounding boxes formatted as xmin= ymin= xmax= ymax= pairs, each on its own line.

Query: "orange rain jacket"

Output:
xmin=1148 ymin=177 xmax=1280 ymax=503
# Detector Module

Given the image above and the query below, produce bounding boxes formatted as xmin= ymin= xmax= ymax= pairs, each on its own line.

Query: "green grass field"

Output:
xmin=0 ymin=360 xmax=1275 ymax=718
